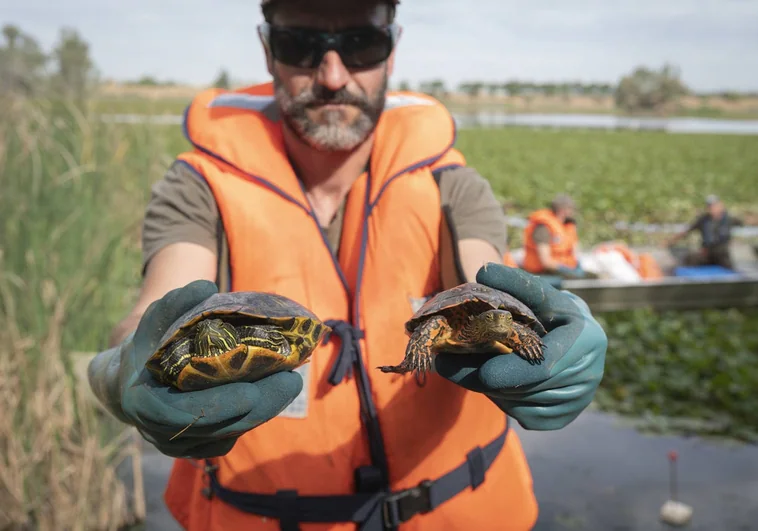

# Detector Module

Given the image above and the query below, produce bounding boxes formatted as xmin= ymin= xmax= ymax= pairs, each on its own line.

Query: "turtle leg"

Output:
xmin=499 ymin=322 xmax=545 ymax=365
xmin=378 ymin=315 xmax=452 ymax=378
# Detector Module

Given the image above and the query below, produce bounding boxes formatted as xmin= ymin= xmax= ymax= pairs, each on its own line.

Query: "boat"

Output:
xmin=505 ymin=216 xmax=758 ymax=312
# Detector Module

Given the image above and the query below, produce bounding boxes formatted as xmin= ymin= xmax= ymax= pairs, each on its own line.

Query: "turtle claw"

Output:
xmin=514 ymin=337 xmax=545 ymax=365
xmin=377 ymin=363 xmax=406 ymax=374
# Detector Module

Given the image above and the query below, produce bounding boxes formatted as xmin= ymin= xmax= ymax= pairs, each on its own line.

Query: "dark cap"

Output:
xmin=551 ymin=193 xmax=576 ymax=211
xmin=261 ymin=0 xmax=399 ymax=6
xmin=261 ymin=0 xmax=399 ymax=21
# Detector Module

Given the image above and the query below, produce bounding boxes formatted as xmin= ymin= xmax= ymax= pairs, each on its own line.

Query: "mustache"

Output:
xmin=293 ymin=86 xmax=370 ymax=109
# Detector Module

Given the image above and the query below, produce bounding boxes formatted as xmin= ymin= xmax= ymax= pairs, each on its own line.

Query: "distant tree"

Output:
xmin=503 ymin=81 xmax=522 ymax=97
xmin=396 ymin=79 xmax=411 ymax=91
xmin=615 ymin=64 xmax=688 ymax=114
xmin=542 ymin=83 xmax=558 ymax=97
xmin=458 ymin=81 xmax=484 ymax=98
xmin=419 ymin=79 xmax=446 ymax=97
xmin=136 ymin=75 xmax=160 ymax=86
xmin=213 ymin=69 xmax=230 ymax=89
xmin=0 ymin=24 xmax=48 ymax=96
xmin=50 ymin=27 xmax=97 ymax=101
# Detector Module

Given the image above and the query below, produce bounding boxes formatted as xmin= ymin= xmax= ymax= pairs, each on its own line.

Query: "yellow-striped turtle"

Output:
xmin=145 ymin=291 xmax=330 ymax=392
xmin=378 ymin=282 xmax=547 ymax=380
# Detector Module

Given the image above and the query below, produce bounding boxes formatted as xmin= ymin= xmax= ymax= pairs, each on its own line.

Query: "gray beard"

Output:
xmin=273 ymin=70 xmax=388 ymax=152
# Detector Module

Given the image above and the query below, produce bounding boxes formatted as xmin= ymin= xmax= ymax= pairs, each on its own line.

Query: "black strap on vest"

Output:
xmin=324 ymin=319 xmax=364 ymax=385
xmin=323 ymin=319 xmax=391 ymax=490
xmin=201 ymin=421 xmax=508 ymax=530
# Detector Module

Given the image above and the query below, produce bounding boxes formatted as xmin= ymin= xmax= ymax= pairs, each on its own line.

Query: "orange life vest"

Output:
xmin=522 ymin=209 xmax=579 ymax=273
xmin=162 ymin=82 xmax=538 ymax=531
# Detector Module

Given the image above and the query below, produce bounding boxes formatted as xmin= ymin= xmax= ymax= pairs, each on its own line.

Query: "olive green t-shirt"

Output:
xmin=141 ymin=161 xmax=508 ymax=275
xmin=531 ymin=224 xmax=552 ymax=244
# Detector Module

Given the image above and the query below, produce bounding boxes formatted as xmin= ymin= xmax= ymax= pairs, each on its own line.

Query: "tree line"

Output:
xmin=0 ymin=24 xmax=96 ymax=103
xmin=3 ymin=22 xmax=756 ymax=114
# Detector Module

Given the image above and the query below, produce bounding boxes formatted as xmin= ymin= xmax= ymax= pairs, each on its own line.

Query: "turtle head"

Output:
xmin=471 ymin=309 xmax=513 ymax=340
xmin=194 ymin=318 xmax=241 ymax=357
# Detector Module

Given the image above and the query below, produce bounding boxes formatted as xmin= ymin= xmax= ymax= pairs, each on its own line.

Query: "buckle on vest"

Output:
xmin=382 ymin=479 xmax=432 ymax=528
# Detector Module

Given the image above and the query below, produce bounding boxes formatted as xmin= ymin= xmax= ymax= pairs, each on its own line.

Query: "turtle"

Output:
xmin=145 ymin=291 xmax=330 ymax=392
xmin=378 ymin=282 xmax=547 ymax=381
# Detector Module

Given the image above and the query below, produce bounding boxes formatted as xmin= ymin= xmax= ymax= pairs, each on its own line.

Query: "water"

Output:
xmin=452 ymin=112 xmax=758 ymax=135
xmin=100 ymin=112 xmax=758 ymax=136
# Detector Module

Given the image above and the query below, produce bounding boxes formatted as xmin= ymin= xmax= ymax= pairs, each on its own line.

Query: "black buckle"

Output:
xmin=382 ymin=480 xmax=433 ymax=528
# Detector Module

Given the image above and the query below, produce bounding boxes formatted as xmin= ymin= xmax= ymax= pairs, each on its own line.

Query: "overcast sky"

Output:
xmin=3 ymin=0 xmax=758 ymax=92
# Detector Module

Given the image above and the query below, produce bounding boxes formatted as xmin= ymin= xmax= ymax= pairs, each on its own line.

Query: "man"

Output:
xmin=665 ymin=194 xmax=743 ymax=270
xmin=522 ymin=194 xmax=588 ymax=279
xmin=87 ymin=1 xmax=607 ymax=530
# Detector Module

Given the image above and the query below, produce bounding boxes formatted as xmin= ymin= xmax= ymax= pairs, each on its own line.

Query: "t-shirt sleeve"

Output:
xmin=531 ymin=224 xmax=551 ymax=244
xmin=437 ymin=165 xmax=508 ymax=256
xmin=141 ymin=160 xmax=220 ymax=274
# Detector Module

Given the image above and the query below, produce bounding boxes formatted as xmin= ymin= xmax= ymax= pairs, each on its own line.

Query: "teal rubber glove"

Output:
xmin=88 ymin=280 xmax=303 ymax=458
xmin=434 ymin=264 xmax=607 ymax=430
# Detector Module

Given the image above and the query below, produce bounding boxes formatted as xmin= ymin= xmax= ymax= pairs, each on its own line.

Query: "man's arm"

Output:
xmin=109 ymin=161 xmax=222 ymax=346
xmin=108 ymin=243 xmax=217 ymax=347
xmin=457 ymin=239 xmax=502 ymax=282
xmin=666 ymin=214 xmax=703 ymax=246
xmin=436 ymin=166 xmax=507 ymax=282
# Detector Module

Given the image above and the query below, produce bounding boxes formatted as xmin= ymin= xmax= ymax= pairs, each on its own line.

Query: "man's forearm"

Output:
xmin=108 ymin=313 xmax=142 ymax=348
xmin=536 ymin=245 xmax=562 ymax=273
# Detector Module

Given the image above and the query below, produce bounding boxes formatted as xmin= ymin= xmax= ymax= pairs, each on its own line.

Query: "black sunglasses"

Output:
xmin=258 ymin=23 xmax=401 ymax=69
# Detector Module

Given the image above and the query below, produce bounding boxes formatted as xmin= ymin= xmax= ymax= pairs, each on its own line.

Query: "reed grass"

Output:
xmin=0 ymin=94 xmax=174 ymax=530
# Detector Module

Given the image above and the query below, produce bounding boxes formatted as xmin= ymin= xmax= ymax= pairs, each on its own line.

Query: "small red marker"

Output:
xmin=668 ymin=450 xmax=679 ymax=501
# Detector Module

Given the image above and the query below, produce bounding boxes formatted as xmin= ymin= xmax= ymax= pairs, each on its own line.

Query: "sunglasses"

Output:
xmin=258 ymin=23 xmax=401 ymax=69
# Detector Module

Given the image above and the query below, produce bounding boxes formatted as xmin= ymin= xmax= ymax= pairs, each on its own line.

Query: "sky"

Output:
xmin=3 ymin=0 xmax=758 ymax=93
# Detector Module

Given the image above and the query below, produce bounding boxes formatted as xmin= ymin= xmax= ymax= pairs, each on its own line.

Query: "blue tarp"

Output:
xmin=673 ymin=265 xmax=738 ymax=277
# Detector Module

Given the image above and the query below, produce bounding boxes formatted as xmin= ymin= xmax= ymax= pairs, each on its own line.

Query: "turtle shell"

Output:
xmin=145 ymin=291 xmax=330 ymax=391
xmin=405 ymin=282 xmax=547 ymax=336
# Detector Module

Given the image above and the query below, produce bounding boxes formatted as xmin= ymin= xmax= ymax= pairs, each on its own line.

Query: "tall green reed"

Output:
xmin=0 ymin=94 xmax=175 ymax=529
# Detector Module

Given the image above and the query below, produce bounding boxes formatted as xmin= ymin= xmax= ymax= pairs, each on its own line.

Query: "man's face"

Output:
xmin=261 ymin=1 xmax=398 ymax=152
xmin=708 ymin=201 xmax=725 ymax=217
xmin=556 ymin=205 xmax=574 ymax=222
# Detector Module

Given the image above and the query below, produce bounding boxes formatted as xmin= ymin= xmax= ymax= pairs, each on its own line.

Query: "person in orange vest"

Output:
xmin=87 ymin=1 xmax=607 ymax=529
xmin=522 ymin=194 xmax=590 ymax=279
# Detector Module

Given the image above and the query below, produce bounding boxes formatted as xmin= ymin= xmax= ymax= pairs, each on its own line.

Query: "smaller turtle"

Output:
xmin=378 ymin=282 xmax=547 ymax=380
xmin=145 ymin=291 xmax=330 ymax=392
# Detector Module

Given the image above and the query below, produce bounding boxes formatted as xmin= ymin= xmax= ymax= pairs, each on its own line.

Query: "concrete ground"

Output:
xmin=128 ymin=407 xmax=758 ymax=530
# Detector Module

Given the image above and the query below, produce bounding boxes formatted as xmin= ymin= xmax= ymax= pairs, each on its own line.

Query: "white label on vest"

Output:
xmin=277 ymin=363 xmax=310 ymax=419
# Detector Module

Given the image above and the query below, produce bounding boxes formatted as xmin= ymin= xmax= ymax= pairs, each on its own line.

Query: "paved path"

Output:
xmin=131 ymin=407 xmax=758 ymax=530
